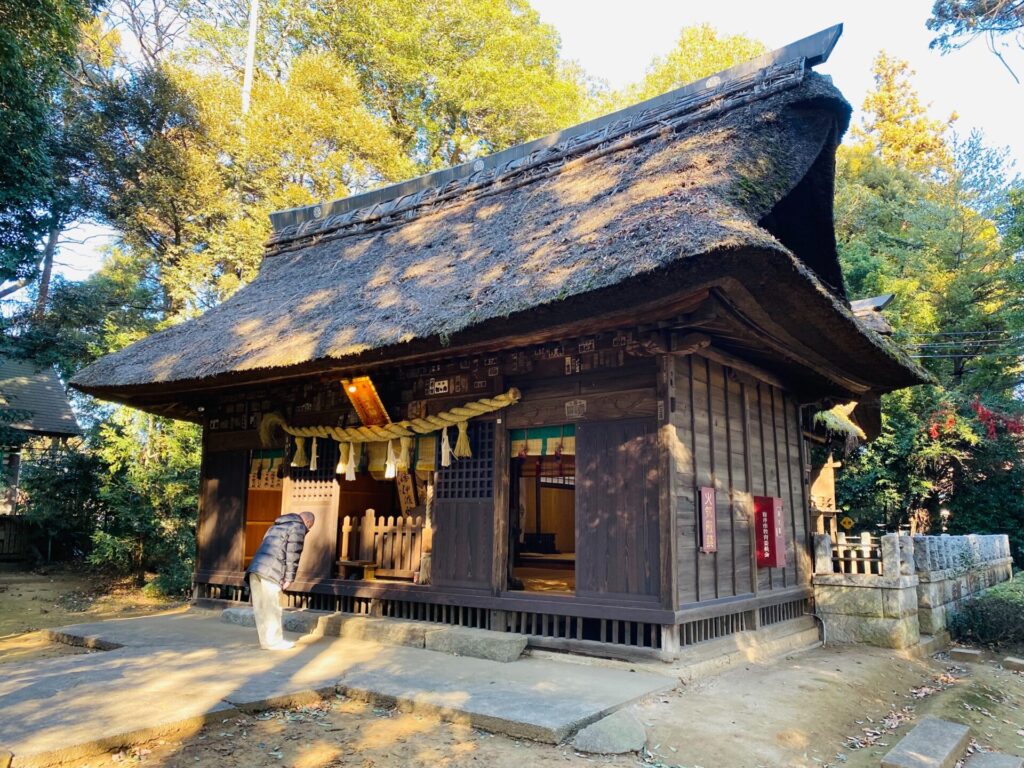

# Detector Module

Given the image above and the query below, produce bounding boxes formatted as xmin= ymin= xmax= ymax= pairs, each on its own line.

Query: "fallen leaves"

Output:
xmin=844 ymin=708 xmax=913 ymax=749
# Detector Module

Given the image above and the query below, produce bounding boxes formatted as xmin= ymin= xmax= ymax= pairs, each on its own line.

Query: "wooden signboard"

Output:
xmin=754 ymin=495 xmax=786 ymax=568
xmin=699 ymin=486 xmax=717 ymax=553
xmin=341 ymin=376 xmax=389 ymax=426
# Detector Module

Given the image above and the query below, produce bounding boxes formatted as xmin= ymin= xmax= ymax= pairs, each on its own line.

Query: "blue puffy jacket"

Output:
xmin=245 ymin=513 xmax=309 ymax=587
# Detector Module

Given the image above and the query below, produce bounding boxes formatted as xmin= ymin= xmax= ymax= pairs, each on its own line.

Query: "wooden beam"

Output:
xmin=81 ymin=290 xmax=713 ymax=403
xmin=669 ymin=332 xmax=712 ymax=356
xmin=698 ymin=346 xmax=787 ymax=390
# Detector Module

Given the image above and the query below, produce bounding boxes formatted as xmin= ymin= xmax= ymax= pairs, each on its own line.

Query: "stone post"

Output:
xmin=813 ymin=534 xmax=833 ymax=575
xmin=880 ymin=534 xmax=900 ymax=577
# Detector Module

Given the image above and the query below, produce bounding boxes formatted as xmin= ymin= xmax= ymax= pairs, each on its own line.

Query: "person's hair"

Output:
xmin=298 ymin=511 xmax=315 ymax=529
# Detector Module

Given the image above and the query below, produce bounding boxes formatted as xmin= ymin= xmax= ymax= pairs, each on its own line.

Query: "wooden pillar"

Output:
xmin=491 ymin=416 xmax=509 ymax=595
xmin=657 ymin=354 xmax=679 ymax=611
xmin=360 ymin=508 xmax=376 ymax=562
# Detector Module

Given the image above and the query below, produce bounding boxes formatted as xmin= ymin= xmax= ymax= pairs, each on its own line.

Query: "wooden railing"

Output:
xmin=339 ymin=509 xmax=426 ymax=580
xmin=830 ymin=532 xmax=883 ymax=575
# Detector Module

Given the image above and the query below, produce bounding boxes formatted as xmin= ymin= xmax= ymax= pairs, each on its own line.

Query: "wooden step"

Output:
xmin=881 ymin=717 xmax=971 ymax=768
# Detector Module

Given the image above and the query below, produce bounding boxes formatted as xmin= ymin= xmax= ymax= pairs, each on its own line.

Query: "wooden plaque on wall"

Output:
xmin=699 ymin=486 xmax=718 ymax=554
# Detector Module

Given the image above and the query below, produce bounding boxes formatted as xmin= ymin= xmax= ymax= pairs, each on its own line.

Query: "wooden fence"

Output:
xmin=0 ymin=515 xmax=29 ymax=561
xmin=339 ymin=509 xmax=425 ymax=580
xmin=831 ymin=532 xmax=883 ymax=575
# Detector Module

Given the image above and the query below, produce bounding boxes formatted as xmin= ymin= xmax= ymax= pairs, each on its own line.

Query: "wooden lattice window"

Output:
xmin=435 ymin=421 xmax=495 ymax=500
xmin=289 ymin=438 xmax=339 ymax=504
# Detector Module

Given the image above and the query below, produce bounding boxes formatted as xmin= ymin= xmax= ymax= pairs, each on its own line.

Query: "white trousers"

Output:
xmin=249 ymin=574 xmax=284 ymax=648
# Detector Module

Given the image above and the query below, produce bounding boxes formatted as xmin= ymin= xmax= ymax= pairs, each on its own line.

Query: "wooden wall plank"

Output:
xmin=673 ymin=355 xmax=699 ymax=604
xmin=657 ymin=354 xmax=679 ymax=610
xmin=197 ymin=448 xmax=248 ymax=575
xmin=727 ymin=373 xmax=753 ymax=595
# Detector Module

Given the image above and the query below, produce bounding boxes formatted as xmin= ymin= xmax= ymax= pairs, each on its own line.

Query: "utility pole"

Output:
xmin=241 ymin=0 xmax=259 ymax=114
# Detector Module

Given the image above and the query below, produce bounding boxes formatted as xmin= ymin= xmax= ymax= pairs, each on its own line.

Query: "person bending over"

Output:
xmin=245 ymin=511 xmax=315 ymax=650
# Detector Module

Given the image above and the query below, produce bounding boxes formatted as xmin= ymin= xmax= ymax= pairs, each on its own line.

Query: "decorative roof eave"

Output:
xmin=73 ymin=242 xmax=929 ymax=417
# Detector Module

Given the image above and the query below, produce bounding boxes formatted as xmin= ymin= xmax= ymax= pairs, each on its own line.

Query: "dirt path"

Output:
xmin=0 ymin=567 xmax=184 ymax=663
xmin=42 ymin=640 xmax=1024 ymax=768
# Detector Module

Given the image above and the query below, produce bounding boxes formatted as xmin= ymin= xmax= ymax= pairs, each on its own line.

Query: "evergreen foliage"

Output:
xmin=834 ymin=52 xmax=1024 ymax=562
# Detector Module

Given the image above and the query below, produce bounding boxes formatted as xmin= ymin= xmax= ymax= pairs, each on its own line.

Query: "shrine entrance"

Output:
xmin=508 ymin=426 xmax=576 ymax=593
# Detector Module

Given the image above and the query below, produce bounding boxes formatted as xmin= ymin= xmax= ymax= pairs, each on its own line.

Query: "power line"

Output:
xmin=909 ymin=331 xmax=1011 ymax=335
xmin=910 ymin=351 xmax=1024 ymax=359
xmin=906 ymin=337 xmax=1024 ymax=349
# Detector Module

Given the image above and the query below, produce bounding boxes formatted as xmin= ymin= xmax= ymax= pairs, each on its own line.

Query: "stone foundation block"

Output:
xmin=423 ymin=626 xmax=527 ymax=663
xmin=814 ymin=584 xmax=885 ymax=617
xmin=820 ymin=613 xmax=920 ymax=650
xmin=1002 ymin=656 xmax=1024 ymax=672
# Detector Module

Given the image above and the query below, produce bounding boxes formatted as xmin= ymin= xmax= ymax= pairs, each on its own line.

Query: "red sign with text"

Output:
xmin=754 ymin=495 xmax=786 ymax=568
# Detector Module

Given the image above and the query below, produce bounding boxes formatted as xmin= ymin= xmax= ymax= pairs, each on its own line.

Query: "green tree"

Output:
xmin=853 ymin=52 xmax=956 ymax=176
xmin=0 ymin=0 xmax=93 ymax=302
xmin=91 ymin=408 xmax=200 ymax=592
xmin=928 ymin=0 xmax=1024 ymax=81
xmin=834 ymin=52 xmax=1024 ymax=549
xmin=607 ymin=24 xmax=766 ymax=108
xmin=187 ymin=0 xmax=589 ymax=170
xmin=20 ymin=443 xmax=108 ymax=562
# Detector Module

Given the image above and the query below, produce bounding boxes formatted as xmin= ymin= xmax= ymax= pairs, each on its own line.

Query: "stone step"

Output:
xmin=881 ymin=716 xmax=971 ymax=768
xmin=950 ymin=647 xmax=984 ymax=663
xmin=221 ymin=607 xmax=527 ymax=662
xmin=965 ymin=753 xmax=1024 ymax=768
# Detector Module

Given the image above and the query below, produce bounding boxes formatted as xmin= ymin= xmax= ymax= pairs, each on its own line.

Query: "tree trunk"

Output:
xmin=34 ymin=224 xmax=60 ymax=318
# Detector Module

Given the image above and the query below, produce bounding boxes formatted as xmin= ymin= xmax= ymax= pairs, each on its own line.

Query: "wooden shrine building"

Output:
xmin=72 ymin=25 xmax=925 ymax=658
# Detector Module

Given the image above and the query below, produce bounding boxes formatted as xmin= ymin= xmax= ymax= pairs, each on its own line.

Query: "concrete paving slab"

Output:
xmin=882 ymin=716 xmax=971 ymax=768
xmin=332 ymin=644 xmax=671 ymax=742
xmin=0 ymin=610 xmax=674 ymax=765
xmin=966 ymin=753 xmax=1024 ymax=768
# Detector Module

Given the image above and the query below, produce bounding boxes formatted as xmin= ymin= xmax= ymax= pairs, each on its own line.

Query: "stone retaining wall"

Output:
xmin=811 ymin=532 xmax=1013 ymax=649
xmin=912 ymin=534 xmax=1014 ymax=634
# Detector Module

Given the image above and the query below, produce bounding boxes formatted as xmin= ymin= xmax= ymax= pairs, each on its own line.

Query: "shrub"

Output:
xmin=948 ymin=576 xmax=1024 ymax=646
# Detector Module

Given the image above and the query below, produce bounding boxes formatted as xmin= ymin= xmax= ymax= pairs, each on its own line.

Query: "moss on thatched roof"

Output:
xmin=72 ymin=63 xmax=926 ymax=404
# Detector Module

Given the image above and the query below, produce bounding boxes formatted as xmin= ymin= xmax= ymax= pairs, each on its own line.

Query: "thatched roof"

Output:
xmin=1 ymin=358 xmax=81 ymax=437
xmin=73 ymin=45 xmax=926 ymax=409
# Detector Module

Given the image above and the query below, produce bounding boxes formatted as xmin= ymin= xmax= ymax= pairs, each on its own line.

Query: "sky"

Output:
xmin=530 ymin=0 xmax=1024 ymax=161
xmin=53 ymin=0 xmax=1024 ymax=286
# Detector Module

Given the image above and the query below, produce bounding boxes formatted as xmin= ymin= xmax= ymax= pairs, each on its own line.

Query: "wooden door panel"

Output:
xmin=197 ymin=449 xmax=248 ymax=575
xmin=432 ymin=421 xmax=495 ymax=590
xmin=576 ymin=418 xmax=660 ymax=600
